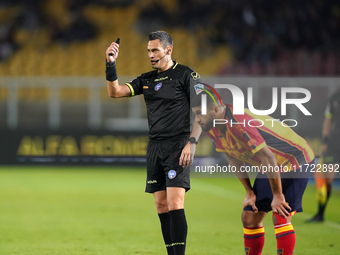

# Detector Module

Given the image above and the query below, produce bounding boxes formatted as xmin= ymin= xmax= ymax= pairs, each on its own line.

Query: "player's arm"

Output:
xmin=322 ymin=115 xmax=332 ymax=138
xmin=224 ymin=152 xmax=258 ymax=212
xmin=255 ymin=146 xmax=291 ymax=218
xmin=320 ymin=112 xmax=332 ymax=155
xmin=105 ymin=42 xmax=131 ymax=98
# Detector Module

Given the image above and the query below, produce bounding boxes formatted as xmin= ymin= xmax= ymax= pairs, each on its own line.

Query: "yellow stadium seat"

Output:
xmin=2 ymin=3 xmax=231 ymax=76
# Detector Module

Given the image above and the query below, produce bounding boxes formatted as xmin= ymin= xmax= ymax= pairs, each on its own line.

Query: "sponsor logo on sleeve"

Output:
xmin=191 ymin=72 xmax=201 ymax=80
xmin=194 ymin=83 xmax=204 ymax=95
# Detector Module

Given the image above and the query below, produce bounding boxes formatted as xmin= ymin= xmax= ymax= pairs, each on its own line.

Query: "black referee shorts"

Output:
xmin=145 ymin=135 xmax=190 ymax=193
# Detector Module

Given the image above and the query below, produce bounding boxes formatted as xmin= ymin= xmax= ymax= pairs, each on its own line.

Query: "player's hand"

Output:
xmin=243 ymin=191 xmax=258 ymax=213
xmin=271 ymin=193 xmax=291 ymax=218
xmin=179 ymin=142 xmax=195 ymax=167
xmin=106 ymin=42 xmax=119 ymax=62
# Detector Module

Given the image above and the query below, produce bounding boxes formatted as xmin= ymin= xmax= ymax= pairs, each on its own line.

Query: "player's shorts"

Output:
xmin=145 ymin=135 xmax=190 ymax=193
xmin=244 ymin=159 xmax=315 ymax=213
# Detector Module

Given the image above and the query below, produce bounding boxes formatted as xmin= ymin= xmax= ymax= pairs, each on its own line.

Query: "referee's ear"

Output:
xmin=166 ymin=46 xmax=172 ymax=55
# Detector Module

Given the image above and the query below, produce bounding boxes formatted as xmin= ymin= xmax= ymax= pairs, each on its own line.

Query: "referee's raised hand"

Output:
xmin=106 ymin=41 xmax=119 ymax=62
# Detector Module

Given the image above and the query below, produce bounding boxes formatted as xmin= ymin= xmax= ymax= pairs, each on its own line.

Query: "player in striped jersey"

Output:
xmin=192 ymin=92 xmax=315 ymax=255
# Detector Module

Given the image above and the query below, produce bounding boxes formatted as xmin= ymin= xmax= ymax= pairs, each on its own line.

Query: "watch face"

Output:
xmin=189 ymin=137 xmax=197 ymax=144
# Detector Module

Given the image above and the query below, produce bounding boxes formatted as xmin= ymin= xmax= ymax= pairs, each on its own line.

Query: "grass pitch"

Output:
xmin=0 ymin=166 xmax=339 ymax=255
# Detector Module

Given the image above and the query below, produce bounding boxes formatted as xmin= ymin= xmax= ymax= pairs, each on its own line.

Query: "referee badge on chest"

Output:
xmin=155 ymin=83 xmax=162 ymax=91
xmin=168 ymin=170 xmax=177 ymax=179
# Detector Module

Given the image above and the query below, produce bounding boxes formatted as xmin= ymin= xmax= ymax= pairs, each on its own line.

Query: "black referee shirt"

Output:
xmin=126 ymin=62 xmax=202 ymax=140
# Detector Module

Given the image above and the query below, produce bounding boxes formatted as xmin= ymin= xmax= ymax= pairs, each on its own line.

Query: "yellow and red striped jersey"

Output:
xmin=207 ymin=104 xmax=314 ymax=169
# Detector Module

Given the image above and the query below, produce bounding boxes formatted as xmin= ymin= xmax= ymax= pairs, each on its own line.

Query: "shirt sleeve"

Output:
xmin=183 ymin=68 xmax=202 ymax=102
xmin=125 ymin=76 xmax=143 ymax=97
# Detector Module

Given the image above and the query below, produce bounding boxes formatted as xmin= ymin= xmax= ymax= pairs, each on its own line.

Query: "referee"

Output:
xmin=105 ymin=31 xmax=202 ymax=255
xmin=308 ymin=90 xmax=340 ymax=222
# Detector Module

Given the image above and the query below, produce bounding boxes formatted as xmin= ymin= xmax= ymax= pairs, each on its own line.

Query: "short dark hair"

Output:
xmin=192 ymin=91 xmax=222 ymax=109
xmin=148 ymin=31 xmax=173 ymax=49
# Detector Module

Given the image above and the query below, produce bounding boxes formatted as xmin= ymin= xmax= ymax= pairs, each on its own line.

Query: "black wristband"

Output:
xmin=105 ymin=61 xmax=118 ymax=81
xmin=322 ymin=136 xmax=328 ymax=144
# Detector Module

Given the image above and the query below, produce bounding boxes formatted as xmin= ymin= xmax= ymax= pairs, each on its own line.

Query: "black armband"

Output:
xmin=322 ymin=136 xmax=328 ymax=144
xmin=105 ymin=61 xmax=118 ymax=81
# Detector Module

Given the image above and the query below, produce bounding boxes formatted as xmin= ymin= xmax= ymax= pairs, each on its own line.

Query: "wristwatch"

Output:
xmin=188 ymin=137 xmax=198 ymax=145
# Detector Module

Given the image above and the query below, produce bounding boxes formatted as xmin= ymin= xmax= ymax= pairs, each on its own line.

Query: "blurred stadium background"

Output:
xmin=0 ymin=0 xmax=340 ymax=254
xmin=0 ymin=0 xmax=339 ymax=163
